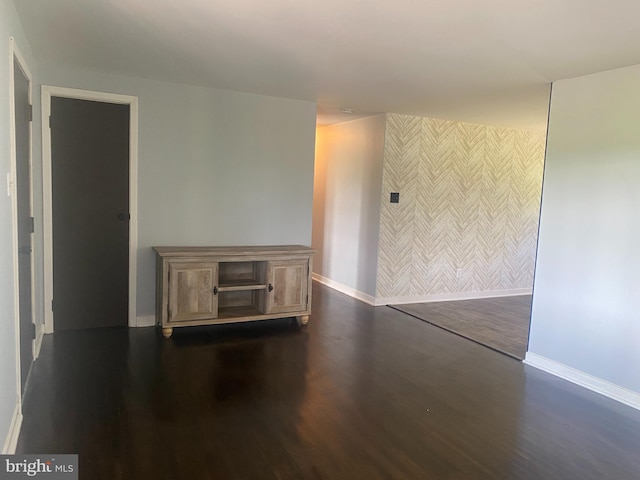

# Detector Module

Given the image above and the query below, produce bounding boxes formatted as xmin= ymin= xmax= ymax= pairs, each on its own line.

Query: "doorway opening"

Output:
xmin=42 ymin=87 xmax=138 ymax=332
xmin=10 ymin=38 xmax=35 ymax=397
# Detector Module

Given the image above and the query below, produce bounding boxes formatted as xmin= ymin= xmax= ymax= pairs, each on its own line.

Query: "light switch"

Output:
xmin=390 ymin=192 xmax=400 ymax=203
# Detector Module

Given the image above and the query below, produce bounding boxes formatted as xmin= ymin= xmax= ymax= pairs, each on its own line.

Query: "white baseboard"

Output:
xmin=524 ymin=352 xmax=640 ymax=411
xmin=33 ymin=323 xmax=45 ymax=360
xmin=135 ymin=314 xmax=156 ymax=328
xmin=2 ymin=399 xmax=23 ymax=454
xmin=377 ymin=288 xmax=532 ymax=306
xmin=312 ymin=275 xmax=532 ymax=307
xmin=312 ymin=274 xmax=376 ymax=306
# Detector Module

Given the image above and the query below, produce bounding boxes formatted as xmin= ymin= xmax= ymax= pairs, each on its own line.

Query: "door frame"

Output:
xmin=41 ymin=85 xmax=139 ymax=332
xmin=8 ymin=36 xmax=34 ymax=419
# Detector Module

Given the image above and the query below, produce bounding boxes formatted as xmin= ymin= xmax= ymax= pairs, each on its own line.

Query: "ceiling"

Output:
xmin=13 ymin=0 xmax=640 ymax=130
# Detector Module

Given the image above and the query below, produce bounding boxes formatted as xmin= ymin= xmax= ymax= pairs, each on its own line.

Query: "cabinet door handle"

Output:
xmin=213 ymin=286 xmax=218 ymax=295
xmin=268 ymin=284 xmax=273 ymax=292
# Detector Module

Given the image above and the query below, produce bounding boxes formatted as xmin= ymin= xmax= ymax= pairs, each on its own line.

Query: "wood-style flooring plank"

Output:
xmin=17 ymin=283 xmax=640 ymax=479
xmin=391 ymin=295 xmax=532 ymax=359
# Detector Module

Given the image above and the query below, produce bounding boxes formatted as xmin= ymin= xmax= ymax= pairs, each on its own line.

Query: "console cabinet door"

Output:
xmin=168 ymin=262 xmax=218 ymax=322
xmin=266 ymin=259 xmax=309 ymax=314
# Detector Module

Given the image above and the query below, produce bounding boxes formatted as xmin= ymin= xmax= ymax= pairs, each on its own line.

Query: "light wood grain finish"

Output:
xmin=154 ymin=245 xmax=313 ymax=257
xmin=168 ymin=262 xmax=218 ymax=323
xmin=267 ymin=260 xmax=308 ymax=314
xmin=155 ymin=246 xmax=314 ymax=337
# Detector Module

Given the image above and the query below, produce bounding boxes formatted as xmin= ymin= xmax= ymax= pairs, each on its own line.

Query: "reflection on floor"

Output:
xmin=390 ymin=295 xmax=532 ymax=359
xmin=17 ymin=283 xmax=640 ymax=479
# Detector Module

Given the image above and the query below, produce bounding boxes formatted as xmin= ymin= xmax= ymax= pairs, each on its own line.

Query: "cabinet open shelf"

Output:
xmin=219 ymin=261 xmax=266 ymax=287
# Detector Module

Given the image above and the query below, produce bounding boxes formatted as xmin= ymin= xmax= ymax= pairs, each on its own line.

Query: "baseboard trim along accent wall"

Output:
xmin=377 ymin=288 xmax=532 ymax=307
xmin=524 ymin=353 xmax=640 ymax=411
xmin=2 ymin=400 xmax=23 ymax=454
xmin=135 ymin=315 xmax=156 ymax=328
xmin=312 ymin=275 xmax=531 ymax=307
xmin=312 ymin=274 xmax=376 ymax=306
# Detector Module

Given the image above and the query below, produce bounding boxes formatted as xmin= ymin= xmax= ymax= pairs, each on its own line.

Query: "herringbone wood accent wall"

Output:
xmin=377 ymin=114 xmax=545 ymax=299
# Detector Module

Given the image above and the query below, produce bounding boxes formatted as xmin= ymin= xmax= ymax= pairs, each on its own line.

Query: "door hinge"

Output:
xmin=28 ymin=104 xmax=33 ymax=122
xmin=30 ymin=322 xmax=36 ymax=339
xmin=49 ymin=115 xmax=52 ymax=129
xmin=51 ymin=299 xmax=53 ymax=311
xmin=29 ymin=216 xmax=35 ymax=233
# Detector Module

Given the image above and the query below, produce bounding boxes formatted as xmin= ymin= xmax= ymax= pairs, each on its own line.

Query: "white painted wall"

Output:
xmin=0 ymin=0 xmax=39 ymax=452
xmin=528 ymin=64 xmax=640 ymax=396
xmin=39 ymin=65 xmax=317 ymax=323
xmin=312 ymin=115 xmax=385 ymax=299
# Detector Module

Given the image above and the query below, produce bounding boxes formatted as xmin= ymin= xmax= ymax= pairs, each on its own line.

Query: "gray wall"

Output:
xmin=312 ymin=115 xmax=385 ymax=298
xmin=529 ymin=64 xmax=640 ymax=394
xmin=0 ymin=0 xmax=40 ymax=452
xmin=40 ymin=65 xmax=317 ymax=322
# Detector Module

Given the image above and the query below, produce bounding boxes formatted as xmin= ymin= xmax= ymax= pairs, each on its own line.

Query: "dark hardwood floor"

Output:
xmin=17 ymin=283 xmax=640 ymax=479
xmin=390 ymin=295 xmax=532 ymax=359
